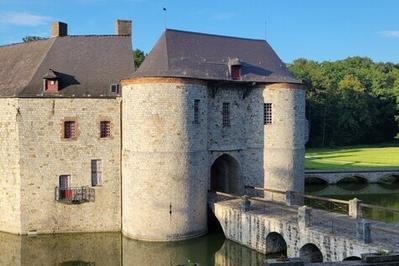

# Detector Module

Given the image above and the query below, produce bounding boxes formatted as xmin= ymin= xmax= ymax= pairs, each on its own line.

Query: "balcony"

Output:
xmin=55 ymin=186 xmax=95 ymax=204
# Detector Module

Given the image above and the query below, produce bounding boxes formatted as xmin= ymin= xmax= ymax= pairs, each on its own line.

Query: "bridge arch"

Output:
xmin=305 ymin=176 xmax=329 ymax=185
xmin=210 ymin=154 xmax=242 ymax=195
xmin=305 ymin=176 xmax=329 ymax=192
xmin=265 ymin=232 xmax=287 ymax=255
xmin=299 ymin=243 xmax=323 ymax=263
xmin=378 ymin=174 xmax=399 ymax=185
xmin=343 ymin=256 xmax=361 ymax=261
xmin=336 ymin=175 xmax=368 ymax=191
xmin=336 ymin=175 xmax=368 ymax=184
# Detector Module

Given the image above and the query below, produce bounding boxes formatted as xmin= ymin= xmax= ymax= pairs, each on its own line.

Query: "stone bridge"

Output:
xmin=305 ymin=169 xmax=399 ymax=184
xmin=208 ymin=192 xmax=399 ymax=263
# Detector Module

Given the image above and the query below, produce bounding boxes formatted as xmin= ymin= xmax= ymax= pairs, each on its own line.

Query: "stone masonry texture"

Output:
xmin=121 ymin=78 xmax=306 ymax=241
xmin=0 ymin=78 xmax=305 ymax=241
xmin=0 ymin=98 xmax=121 ymax=234
xmin=0 ymin=99 xmax=22 ymax=234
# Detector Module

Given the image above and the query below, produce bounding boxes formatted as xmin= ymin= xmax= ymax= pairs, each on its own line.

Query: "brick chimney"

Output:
xmin=51 ymin=22 xmax=68 ymax=37
xmin=115 ymin=19 xmax=132 ymax=36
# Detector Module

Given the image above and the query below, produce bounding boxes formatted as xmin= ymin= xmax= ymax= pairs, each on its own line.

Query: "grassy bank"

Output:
xmin=305 ymin=145 xmax=399 ymax=170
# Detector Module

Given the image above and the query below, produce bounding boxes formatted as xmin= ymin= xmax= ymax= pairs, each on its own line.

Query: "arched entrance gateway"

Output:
xmin=210 ymin=154 xmax=242 ymax=195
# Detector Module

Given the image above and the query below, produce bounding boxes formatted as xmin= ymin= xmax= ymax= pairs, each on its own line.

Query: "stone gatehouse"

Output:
xmin=0 ymin=19 xmax=306 ymax=241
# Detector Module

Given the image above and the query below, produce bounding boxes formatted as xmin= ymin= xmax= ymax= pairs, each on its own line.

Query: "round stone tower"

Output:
xmin=121 ymin=77 xmax=208 ymax=241
xmin=263 ymin=83 xmax=306 ymax=200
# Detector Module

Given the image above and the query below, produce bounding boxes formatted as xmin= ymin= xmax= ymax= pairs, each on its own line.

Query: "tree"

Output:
xmin=133 ymin=49 xmax=146 ymax=69
xmin=22 ymin=36 xmax=46 ymax=42
xmin=288 ymin=57 xmax=399 ymax=147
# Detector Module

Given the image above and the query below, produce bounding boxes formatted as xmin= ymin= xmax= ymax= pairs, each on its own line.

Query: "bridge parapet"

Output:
xmin=208 ymin=191 xmax=399 ymax=263
xmin=305 ymin=169 xmax=399 ymax=184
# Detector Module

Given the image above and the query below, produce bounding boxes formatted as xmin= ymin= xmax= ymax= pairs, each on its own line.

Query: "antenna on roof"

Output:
xmin=163 ymin=7 xmax=167 ymax=29
xmin=264 ymin=19 xmax=267 ymax=41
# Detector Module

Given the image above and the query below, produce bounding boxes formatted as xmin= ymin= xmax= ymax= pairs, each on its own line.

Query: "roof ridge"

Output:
xmin=165 ymin=28 xmax=266 ymax=42
xmin=67 ymin=34 xmax=130 ymax=38
xmin=164 ymin=31 xmax=170 ymax=71
xmin=21 ymin=38 xmax=57 ymax=95
xmin=0 ymin=38 xmax=50 ymax=49
xmin=0 ymin=35 xmax=130 ymax=48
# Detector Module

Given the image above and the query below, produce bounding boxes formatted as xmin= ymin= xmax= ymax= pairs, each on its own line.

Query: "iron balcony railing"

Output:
xmin=55 ymin=186 xmax=95 ymax=204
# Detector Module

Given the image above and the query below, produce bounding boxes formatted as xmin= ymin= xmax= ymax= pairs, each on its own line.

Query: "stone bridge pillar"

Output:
xmin=349 ymin=198 xmax=362 ymax=219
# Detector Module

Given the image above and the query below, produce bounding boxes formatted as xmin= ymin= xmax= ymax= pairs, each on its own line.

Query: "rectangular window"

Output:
xmin=193 ymin=99 xmax=200 ymax=124
xmin=91 ymin=160 xmax=102 ymax=186
xmin=231 ymin=65 xmax=241 ymax=80
xmin=264 ymin=103 xmax=272 ymax=125
xmin=64 ymin=121 xmax=76 ymax=139
xmin=111 ymin=84 xmax=120 ymax=94
xmin=222 ymin=102 xmax=230 ymax=127
xmin=59 ymin=175 xmax=71 ymax=200
xmin=45 ymin=79 xmax=58 ymax=92
xmin=100 ymin=121 xmax=111 ymax=138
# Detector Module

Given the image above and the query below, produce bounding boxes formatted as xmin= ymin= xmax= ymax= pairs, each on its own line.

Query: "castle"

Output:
xmin=0 ymin=20 xmax=306 ymax=241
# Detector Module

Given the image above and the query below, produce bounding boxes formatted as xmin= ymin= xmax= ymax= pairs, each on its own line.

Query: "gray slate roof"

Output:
xmin=0 ymin=35 xmax=134 ymax=97
xmin=132 ymin=29 xmax=300 ymax=84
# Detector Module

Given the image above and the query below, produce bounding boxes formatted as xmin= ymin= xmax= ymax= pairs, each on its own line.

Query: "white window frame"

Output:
xmin=91 ymin=159 xmax=102 ymax=187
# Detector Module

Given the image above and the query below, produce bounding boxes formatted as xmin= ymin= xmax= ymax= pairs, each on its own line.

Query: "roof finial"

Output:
xmin=163 ymin=7 xmax=167 ymax=29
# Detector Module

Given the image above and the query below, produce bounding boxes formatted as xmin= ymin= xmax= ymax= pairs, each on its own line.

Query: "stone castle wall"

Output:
xmin=0 ymin=79 xmax=305 ymax=238
xmin=121 ymin=78 xmax=305 ymax=240
xmin=17 ymin=98 xmax=121 ymax=234
xmin=207 ymin=85 xmax=265 ymax=192
xmin=0 ymin=99 xmax=21 ymax=234
xmin=122 ymin=79 xmax=209 ymax=241
xmin=263 ymin=83 xmax=306 ymax=197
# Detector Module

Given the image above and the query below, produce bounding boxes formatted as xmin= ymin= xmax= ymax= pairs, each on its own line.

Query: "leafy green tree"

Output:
xmin=288 ymin=57 xmax=399 ymax=147
xmin=22 ymin=36 xmax=46 ymax=42
xmin=133 ymin=49 xmax=146 ymax=69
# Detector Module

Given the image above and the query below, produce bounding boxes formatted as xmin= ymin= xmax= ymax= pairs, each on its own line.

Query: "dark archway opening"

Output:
xmin=305 ymin=176 xmax=329 ymax=193
xmin=299 ymin=243 xmax=323 ymax=263
xmin=210 ymin=154 xmax=241 ymax=195
xmin=337 ymin=176 xmax=368 ymax=191
xmin=265 ymin=232 xmax=287 ymax=258
xmin=343 ymin=256 xmax=361 ymax=261
xmin=378 ymin=174 xmax=399 ymax=187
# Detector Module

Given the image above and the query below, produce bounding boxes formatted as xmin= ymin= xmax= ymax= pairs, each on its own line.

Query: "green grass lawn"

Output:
xmin=305 ymin=145 xmax=399 ymax=170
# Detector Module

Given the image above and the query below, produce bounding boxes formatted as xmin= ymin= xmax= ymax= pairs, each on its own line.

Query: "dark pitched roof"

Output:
xmin=132 ymin=29 xmax=300 ymax=84
xmin=43 ymin=69 xmax=58 ymax=79
xmin=0 ymin=35 xmax=134 ymax=97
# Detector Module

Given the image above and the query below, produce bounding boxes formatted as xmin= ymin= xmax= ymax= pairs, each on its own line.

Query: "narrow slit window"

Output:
xmin=264 ymin=103 xmax=272 ymax=125
xmin=91 ymin=159 xmax=102 ymax=186
xmin=100 ymin=121 xmax=111 ymax=138
xmin=64 ymin=121 xmax=76 ymax=139
xmin=193 ymin=99 xmax=200 ymax=125
xmin=222 ymin=102 xmax=230 ymax=127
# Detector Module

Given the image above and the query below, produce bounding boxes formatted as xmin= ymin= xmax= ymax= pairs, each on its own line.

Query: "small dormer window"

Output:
xmin=231 ymin=65 xmax=241 ymax=80
xmin=43 ymin=69 xmax=59 ymax=92
xmin=111 ymin=84 xmax=120 ymax=94
xmin=229 ymin=58 xmax=241 ymax=80
xmin=45 ymin=80 xmax=57 ymax=92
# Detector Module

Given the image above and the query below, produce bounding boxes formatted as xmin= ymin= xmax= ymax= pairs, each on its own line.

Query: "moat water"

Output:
xmin=0 ymin=230 xmax=266 ymax=266
xmin=2 ymin=182 xmax=399 ymax=265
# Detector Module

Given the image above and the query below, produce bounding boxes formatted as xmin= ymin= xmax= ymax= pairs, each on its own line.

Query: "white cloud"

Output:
xmin=379 ymin=31 xmax=399 ymax=38
xmin=0 ymin=12 xmax=52 ymax=26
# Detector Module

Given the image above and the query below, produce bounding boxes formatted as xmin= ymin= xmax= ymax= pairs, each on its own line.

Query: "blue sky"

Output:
xmin=0 ymin=0 xmax=398 ymax=63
